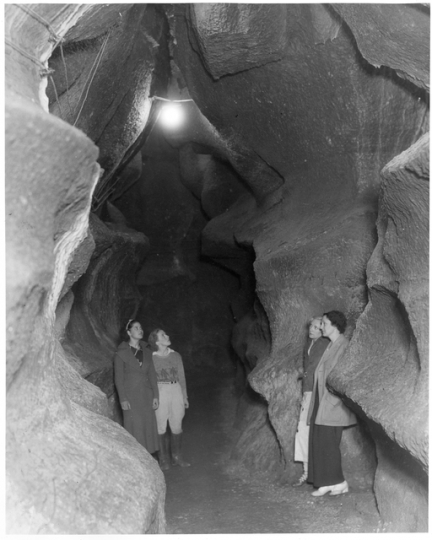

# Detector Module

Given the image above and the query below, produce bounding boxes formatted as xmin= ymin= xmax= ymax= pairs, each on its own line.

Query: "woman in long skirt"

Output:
xmin=307 ymin=310 xmax=357 ymax=496
xmin=114 ymin=319 xmax=160 ymax=455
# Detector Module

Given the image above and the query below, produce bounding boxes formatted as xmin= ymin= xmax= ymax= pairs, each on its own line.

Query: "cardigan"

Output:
xmin=307 ymin=335 xmax=357 ymax=427
xmin=152 ymin=348 xmax=188 ymax=400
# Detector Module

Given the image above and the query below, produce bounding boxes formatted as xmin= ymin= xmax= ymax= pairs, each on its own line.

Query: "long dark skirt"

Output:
xmin=123 ymin=391 xmax=159 ymax=454
xmin=307 ymin=390 xmax=344 ymax=487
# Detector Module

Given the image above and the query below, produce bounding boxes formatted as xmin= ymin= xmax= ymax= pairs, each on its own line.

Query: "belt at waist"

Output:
xmin=158 ymin=381 xmax=178 ymax=384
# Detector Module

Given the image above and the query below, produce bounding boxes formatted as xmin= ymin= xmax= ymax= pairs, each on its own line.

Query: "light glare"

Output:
xmin=159 ymin=103 xmax=185 ymax=129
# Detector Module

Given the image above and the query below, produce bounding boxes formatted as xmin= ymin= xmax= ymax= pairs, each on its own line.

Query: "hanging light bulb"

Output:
xmin=158 ymin=102 xmax=185 ymax=129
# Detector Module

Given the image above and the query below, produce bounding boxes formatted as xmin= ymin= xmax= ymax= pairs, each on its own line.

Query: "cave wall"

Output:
xmin=46 ymin=3 xmax=171 ymax=203
xmin=62 ymin=213 xmax=149 ymax=420
xmin=169 ymin=3 xmax=429 ymax=530
xmin=5 ymin=4 xmax=166 ymax=533
xmin=330 ymin=133 xmax=429 ymax=532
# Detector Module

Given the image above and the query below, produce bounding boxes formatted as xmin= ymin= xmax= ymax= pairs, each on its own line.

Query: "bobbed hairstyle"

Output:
xmin=308 ymin=316 xmax=323 ymax=326
xmin=323 ymin=311 xmax=347 ymax=334
xmin=148 ymin=328 xmax=164 ymax=352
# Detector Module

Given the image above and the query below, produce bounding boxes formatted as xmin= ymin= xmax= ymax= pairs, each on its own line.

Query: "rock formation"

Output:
xmin=5 ymin=2 xmax=429 ymax=533
xmin=5 ymin=4 xmax=166 ymax=533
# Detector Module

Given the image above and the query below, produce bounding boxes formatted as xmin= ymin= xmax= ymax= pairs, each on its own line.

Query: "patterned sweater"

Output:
xmin=152 ymin=349 xmax=188 ymax=399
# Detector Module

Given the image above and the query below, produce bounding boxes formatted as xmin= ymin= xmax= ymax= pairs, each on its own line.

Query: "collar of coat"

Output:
xmin=117 ymin=340 xmax=151 ymax=359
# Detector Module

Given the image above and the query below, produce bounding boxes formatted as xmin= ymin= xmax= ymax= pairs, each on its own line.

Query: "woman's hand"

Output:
xmin=121 ymin=400 xmax=131 ymax=410
xmin=153 ymin=398 xmax=159 ymax=410
xmin=184 ymin=397 xmax=189 ymax=409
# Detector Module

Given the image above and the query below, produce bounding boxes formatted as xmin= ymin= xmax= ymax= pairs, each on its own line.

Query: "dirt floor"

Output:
xmin=163 ymin=370 xmax=383 ymax=534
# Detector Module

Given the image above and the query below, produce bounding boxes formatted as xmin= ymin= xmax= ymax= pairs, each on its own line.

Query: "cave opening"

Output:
xmin=5 ymin=2 xmax=429 ymax=534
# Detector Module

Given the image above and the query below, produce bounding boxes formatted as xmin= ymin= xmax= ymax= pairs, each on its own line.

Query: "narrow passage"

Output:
xmin=164 ymin=370 xmax=381 ymax=534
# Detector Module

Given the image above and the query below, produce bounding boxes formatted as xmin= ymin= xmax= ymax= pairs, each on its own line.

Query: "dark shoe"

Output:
xmin=158 ymin=433 xmax=170 ymax=471
xmin=292 ymin=471 xmax=308 ymax=487
xmin=171 ymin=432 xmax=190 ymax=467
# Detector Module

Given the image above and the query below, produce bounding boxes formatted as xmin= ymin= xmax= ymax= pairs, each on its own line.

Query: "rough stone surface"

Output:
xmin=47 ymin=3 xmax=171 ymax=204
xmin=230 ymin=303 xmax=282 ymax=477
xmin=64 ymin=212 xmax=149 ymax=406
xmin=59 ymin=230 xmax=95 ymax=302
xmin=189 ymin=4 xmax=287 ymax=80
xmin=329 ymin=133 xmax=429 ymax=531
xmin=200 ymin=156 xmax=250 ymax=219
xmin=6 ymin=96 xmax=165 ymax=533
xmin=163 ymin=100 xmax=283 ymax=201
xmin=332 ymin=3 xmax=430 ymax=91
xmin=5 ymin=4 xmax=91 ymax=107
xmin=110 ymin=150 xmax=143 ymax=204
xmin=5 ymin=96 xmax=100 ymax=388
xmin=63 ymin=4 xmax=134 ymax=43
xmin=173 ymin=3 xmax=428 ymax=185
xmin=6 ymin=5 xmax=166 ymax=533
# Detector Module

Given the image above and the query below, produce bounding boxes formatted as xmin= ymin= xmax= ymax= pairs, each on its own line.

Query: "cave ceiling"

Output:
xmin=40 ymin=3 xmax=429 ymax=212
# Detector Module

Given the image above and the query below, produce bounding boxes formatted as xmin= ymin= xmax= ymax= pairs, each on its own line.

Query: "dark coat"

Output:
xmin=114 ymin=340 xmax=160 ymax=453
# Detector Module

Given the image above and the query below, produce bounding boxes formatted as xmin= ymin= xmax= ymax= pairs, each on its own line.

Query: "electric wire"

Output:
xmin=14 ymin=3 xmax=61 ymax=42
xmin=153 ymin=96 xmax=194 ymax=103
xmin=49 ymin=75 xmax=63 ymax=119
xmin=72 ymin=30 xmax=111 ymax=127
xmin=48 ymin=4 xmax=72 ymax=24
xmin=59 ymin=43 xmax=73 ymax=115
xmin=5 ymin=37 xmax=46 ymax=69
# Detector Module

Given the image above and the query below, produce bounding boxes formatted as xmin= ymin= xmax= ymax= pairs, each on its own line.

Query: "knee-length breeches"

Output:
xmin=155 ymin=382 xmax=185 ymax=434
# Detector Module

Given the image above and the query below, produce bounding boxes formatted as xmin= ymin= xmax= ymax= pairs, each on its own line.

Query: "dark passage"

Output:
xmin=164 ymin=370 xmax=382 ymax=534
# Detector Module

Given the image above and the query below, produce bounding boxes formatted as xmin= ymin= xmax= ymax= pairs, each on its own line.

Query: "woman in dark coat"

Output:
xmin=114 ymin=319 xmax=160 ymax=455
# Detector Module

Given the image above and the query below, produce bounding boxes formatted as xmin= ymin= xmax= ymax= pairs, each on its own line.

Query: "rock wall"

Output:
xmin=63 ymin=213 xmax=149 ymax=419
xmin=330 ymin=133 xmax=429 ymax=532
xmin=47 ymin=3 xmax=171 ymax=206
xmin=170 ymin=3 xmax=429 ymax=530
xmin=5 ymin=4 xmax=166 ymax=533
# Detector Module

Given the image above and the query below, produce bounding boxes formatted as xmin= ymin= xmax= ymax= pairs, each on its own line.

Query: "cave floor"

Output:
xmin=163 ymin=369 xmax=382 ymax=534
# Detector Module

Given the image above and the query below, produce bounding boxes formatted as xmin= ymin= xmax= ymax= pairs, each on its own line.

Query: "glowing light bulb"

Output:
xmin=158 ymin=103 xmax=185 ymax=129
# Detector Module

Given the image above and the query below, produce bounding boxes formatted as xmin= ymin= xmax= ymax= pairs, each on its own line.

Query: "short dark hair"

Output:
xmin=121 ymin=318 xmax=139 ymax=342
xmin=148 ymin=328 xmax=163 ymax=352
xmin=125 ymin=319 xmax=139 ymax=332
xmin=323 ymin=311 xmax=347 ymax=334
